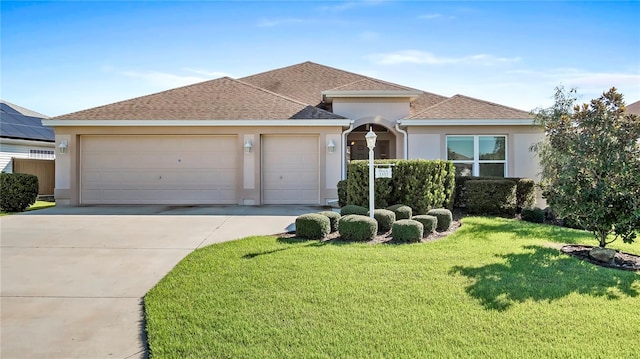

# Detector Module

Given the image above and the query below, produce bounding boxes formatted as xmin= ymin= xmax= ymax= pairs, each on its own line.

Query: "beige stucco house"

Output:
xmin=43 ymin=62 xmax=543 ymax=206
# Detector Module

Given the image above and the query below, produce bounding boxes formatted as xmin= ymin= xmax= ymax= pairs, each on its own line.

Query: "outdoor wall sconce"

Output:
xmin=244 ymin=139 xmax=253 ymax=153
xmin=58 ymin=140 xmax=68 ymax=154
xmin=327 ymin=139 xmax=336 ymax=153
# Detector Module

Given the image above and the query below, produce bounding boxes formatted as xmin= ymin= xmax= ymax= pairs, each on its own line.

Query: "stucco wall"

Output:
xmin=332 ymin=98 xmax=410 ymax=122
xmin=51 ymin=125 xmax=344 ymax=206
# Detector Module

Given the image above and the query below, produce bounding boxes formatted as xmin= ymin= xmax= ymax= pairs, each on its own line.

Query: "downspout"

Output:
xmin=395 ymin=122 xmax=408 ymax=159
xmin=341 ymin=121 xmax=354 ymax=179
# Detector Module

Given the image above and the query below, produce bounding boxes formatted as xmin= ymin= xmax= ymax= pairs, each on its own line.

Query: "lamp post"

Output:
xmin=365 ymin=129 xmax=377 ymax=218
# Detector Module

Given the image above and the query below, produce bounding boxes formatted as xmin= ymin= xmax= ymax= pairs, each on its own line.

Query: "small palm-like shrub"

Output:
xmin=412 ymin=215 xmax=438 ymax=236
xmin=427 ymin=208 xmax=453 ymax=231
xmin=392 ymin=219 xmax=424 ymax=243
xmin=340 ymin=204 xmax=368 ymax=216
xmin=318 ymin=211 xmax=341 ymax=232
xmin=296 ymin=213 xmax=330 ymax=239
xmin=521 ymin=207 xmax=545 ymax=224
xmin=0 ymin=173 xmax=39 ymax=212
xmin=338 ymin=215 xmax=378 ymax=241
xmin=387 ymin=204 xmax=412 ymax=220
xmin=367 ymin=209 xmax=396 ymax=232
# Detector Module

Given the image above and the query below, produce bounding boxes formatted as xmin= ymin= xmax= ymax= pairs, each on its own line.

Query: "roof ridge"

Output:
xmin=408 ymin=94 xmax=529 ymax=119
xmin=232 ymin=77 xmax=312 ymax=107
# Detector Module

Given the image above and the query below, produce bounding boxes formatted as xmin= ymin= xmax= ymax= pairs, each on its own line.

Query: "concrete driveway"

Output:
xmin=1 ymin=205 xmax=322 ymax=359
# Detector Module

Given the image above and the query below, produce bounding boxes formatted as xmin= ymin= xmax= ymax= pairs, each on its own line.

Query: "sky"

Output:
xmin=2 ymin=0 xmax=639 ymax=117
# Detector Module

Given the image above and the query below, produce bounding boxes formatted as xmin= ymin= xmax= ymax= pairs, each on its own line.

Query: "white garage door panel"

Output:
xmin=81 ymin=135 xmax=238 ymax=204
xmin=262 ymin=135 xmax=319 ymax=204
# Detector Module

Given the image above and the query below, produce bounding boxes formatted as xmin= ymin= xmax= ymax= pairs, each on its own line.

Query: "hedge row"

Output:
xmin=454 ymin=176 xmax=535 ymax=212
xmin=466 ymin=180 xmax=517 ymax=217
xmin=345 ymin=159 xmax=455 ymax=215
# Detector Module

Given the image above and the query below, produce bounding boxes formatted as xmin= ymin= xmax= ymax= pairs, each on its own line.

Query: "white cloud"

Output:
xmin=418 ymin=13 xmax=455 ymax=20
xmin=257 ymin=17 xmax=305 ymax=27
xmin=319 ymin=0 xmax=386 ymax=12
xmin=182 ymin=67 xmax=232 ymax=78
xmin=368 ymin=50 xmax=521 ymax=66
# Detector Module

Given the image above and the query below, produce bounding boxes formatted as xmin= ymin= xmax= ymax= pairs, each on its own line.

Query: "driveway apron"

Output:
xmin=0 ymin=205 xmax=319 ymax=359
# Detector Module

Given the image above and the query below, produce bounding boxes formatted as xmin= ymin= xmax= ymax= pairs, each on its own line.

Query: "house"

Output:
xmin=1 ymin=100 xmax=56 ymax=195
xmin=42 ymin=62 xmax=543 ymax=206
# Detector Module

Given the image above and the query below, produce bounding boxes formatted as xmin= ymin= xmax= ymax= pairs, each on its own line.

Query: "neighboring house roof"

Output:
xmin=53 ymin=77 xmax=345 ymax=121
xmin=0 ymin=100 xmax=54 ymax=142
xmin=405 ymin=94 xmax=532 ymax=120
xmin=627 ymin=100 xmax=640 ymax=116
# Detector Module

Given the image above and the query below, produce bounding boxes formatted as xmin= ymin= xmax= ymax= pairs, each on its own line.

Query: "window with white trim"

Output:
xmin=29 ymin=149 xmax=55 ymax=160
xmin=446 ymin=135 xmax=506 ymax=177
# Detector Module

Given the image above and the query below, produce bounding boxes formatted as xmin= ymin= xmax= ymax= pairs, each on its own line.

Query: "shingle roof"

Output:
xmin=53 ymin=77 xmax=344 ymax=120
xmin=627 ymin=100 xmax=640 ymax=116
xmin=405 ymin=94 xmax=532 ymax=120
xmin=1 ymin=100 xmax=54 ymax=142
xmin=326 ymin=78 xmax=417 ymax=92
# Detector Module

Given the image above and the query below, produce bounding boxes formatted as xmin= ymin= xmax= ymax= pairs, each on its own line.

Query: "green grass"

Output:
xmin=0 ymin=200 xmax=55 ymax=216
xmin=145 ymin=217 xmax=640 ymax=358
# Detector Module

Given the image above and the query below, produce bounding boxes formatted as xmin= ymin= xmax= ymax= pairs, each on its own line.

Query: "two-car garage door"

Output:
xmin=80 ymin=134 xmax=320 ymax=205
xmin=81 ymin=135 xmax=238 ymax=204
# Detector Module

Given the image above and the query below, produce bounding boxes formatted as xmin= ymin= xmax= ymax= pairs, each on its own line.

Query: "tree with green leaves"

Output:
xmin=532 ymin=86 xmax=640 ymax=248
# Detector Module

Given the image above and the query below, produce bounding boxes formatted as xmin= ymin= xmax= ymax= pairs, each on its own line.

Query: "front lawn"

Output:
xmin=0 ymin=200 xmax=55 ymax=216
xmin=145 ymin=217 xmax=639 ymax=358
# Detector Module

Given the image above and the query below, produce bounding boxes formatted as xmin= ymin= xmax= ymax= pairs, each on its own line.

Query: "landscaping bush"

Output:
xmin=454 ymin=176 xmax=535 ymax=212
xmin=392 ymin=219 xmax=424 ymax=243
xmin=386 ymin=204 xmax=412 ymax=220
xmin=369 ymin=209 xmax=396 ymax=232
xmin=337 ymin=180 xmax=348 ymax=208
xmin=521 ymin=207 xmax=545 ymax=224
xmin=427 ymin=208 xmax=453 ymax=231
xmin=0 ymin=172 xmax=39 ymax=212
xmin=465 ymin=180 xmax=517 ymax=217
xmin=346 ymin=159 xmax=455 ymax=214
xmin=338 ymin=215 xmax=378 ymax=241
xmin=295 ymin=213 xmax=331 ymax=239
xmin=318 ymin=211 xmax=341 ymax=232
xmin=412 ymin=215 xmax=438 ymax=236
xmin=340 ymin=204 xmax=368 ymax=216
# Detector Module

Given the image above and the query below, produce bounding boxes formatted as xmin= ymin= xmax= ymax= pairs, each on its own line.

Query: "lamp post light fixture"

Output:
xmin=365 ymin=129 xmax=377 ymax=218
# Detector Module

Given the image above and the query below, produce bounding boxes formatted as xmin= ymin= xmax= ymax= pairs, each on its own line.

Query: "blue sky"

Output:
xmin=2 ymin=0 xmax=639 ymax=117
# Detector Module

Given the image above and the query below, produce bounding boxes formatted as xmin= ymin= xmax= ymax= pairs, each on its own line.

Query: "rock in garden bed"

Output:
xmin=561 ymin=245 xmax=640 ymax=271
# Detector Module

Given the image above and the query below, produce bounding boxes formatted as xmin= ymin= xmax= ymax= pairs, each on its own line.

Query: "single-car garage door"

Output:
xmin=262 ymin=135 xmax=319 ymax=204
xmin=81 ymin=135 xmax=238 ymax=204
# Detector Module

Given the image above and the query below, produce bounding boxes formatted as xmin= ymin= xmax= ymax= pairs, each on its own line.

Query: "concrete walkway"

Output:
xmin=0 ymin=205 xmax=322 ymax=359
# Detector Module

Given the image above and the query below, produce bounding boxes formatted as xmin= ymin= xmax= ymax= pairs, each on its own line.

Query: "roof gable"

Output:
xmin=53 ymin=77 xmax=344 ymax=120
xmin=406 ymin=94 xmax=531 ymax=120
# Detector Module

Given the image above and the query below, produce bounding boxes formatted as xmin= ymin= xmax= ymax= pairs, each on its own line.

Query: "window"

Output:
xmin=446 ymin=135 xmax=506 ymax=177
xmin=29 ymin=149 xmax=55 ymax=160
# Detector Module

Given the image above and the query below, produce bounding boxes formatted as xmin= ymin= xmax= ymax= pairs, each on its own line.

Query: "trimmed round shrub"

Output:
xmin=386 ymin=204 xmax=412 ymax=220
xmin=427 ymin=208 xmax=453 ymax=231
xmin=295 ymin=213 xmax=330 ymax=239
xmin=392 ymin=219 xmax=424 ymax=243
xmin=0 ymin=173 xmax=39 ymax=212
xmin=412 ymin=215 xmax=437 ymax=236
xmin=338 ymin=215 xmax=378 ymax=241
xmin=318 ymin=211 xmax=341 ymax=232
xmin=340 ymin=204 xmax=368 ymax=216
xmin=368 ymin=209 xmax=396 ymax=232
xmin=521 ymin=207 xmax=544 ymax=224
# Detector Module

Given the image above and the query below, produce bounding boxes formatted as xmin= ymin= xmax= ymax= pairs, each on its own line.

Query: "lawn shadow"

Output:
xmin=450 ymin=245 xmax=639 ymax=311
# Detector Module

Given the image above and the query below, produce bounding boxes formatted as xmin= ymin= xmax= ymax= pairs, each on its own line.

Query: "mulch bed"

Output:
xmin=561 ymin=245 xmax=640 ymax=271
